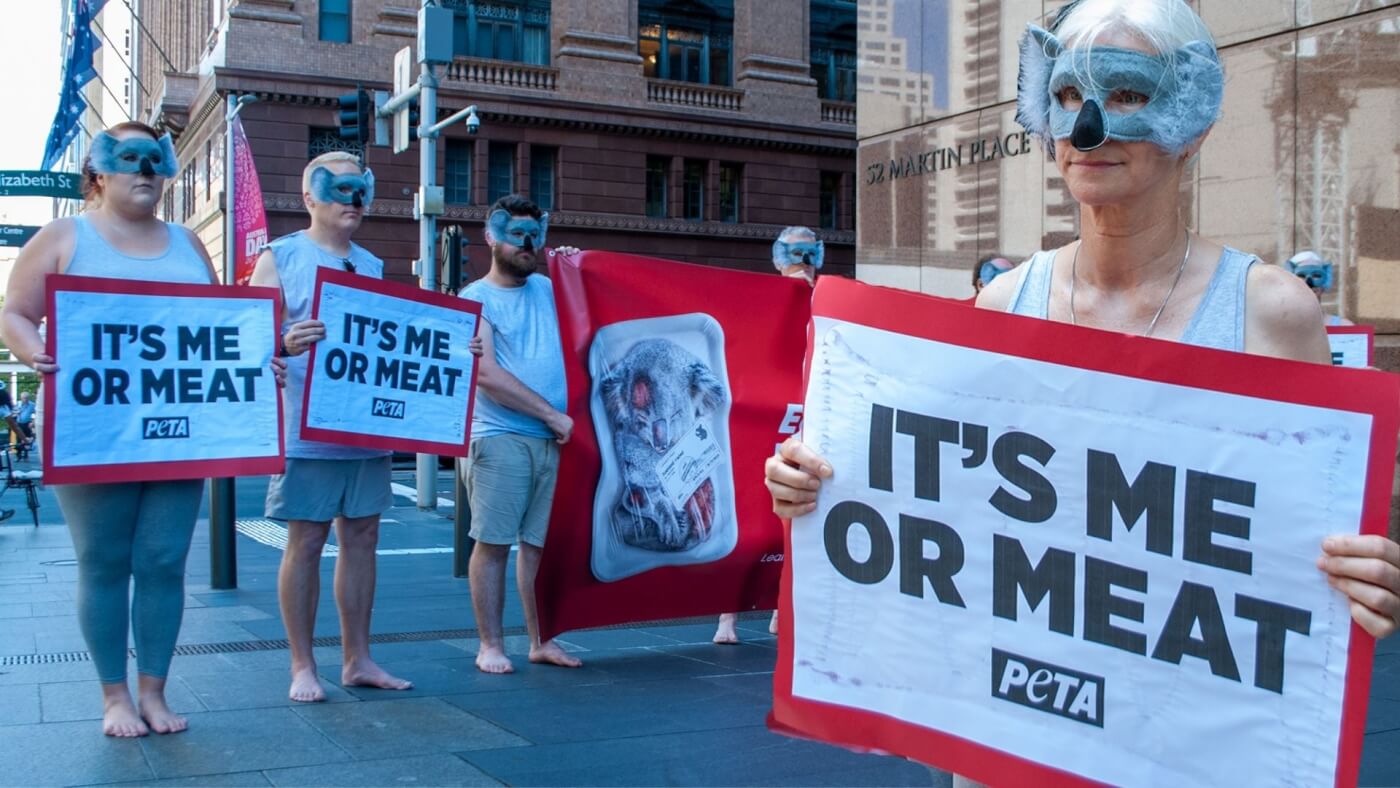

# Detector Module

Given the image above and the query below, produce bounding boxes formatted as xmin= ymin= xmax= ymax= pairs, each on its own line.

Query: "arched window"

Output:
xmin=639 ymin=0 xmax=733 ymax=87
xmin=811 ymin=0 xmax=856 ymax=102
xmin=444 ymin=0 xmax=552 ymax=65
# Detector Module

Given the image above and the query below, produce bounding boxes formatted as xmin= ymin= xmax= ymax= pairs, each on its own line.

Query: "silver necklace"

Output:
xmin=1069 ymin=231 xmax=1192 ymax=337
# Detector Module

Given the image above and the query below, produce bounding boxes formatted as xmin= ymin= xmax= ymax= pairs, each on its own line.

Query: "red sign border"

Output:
xmin=299 ymin=266 xmax=482 ymax=457
xmin=1327 ymin=324 xmax=1375 ymax=367
xmin=43 ymin=274 xmax=285 ymax=485
xmin=772 ymin=276 xmax=1398 ymax=788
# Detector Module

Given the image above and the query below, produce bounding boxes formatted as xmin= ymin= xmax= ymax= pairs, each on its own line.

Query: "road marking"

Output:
xmin=234 ymin=518 xmax=455 ymax=556
xmin=390 ymin=482 xmax=455 ymax=509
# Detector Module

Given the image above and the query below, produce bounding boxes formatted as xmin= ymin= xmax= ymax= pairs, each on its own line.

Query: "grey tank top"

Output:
xmin=1006 ymin=246 xmax=1257 ymax=351
xmin=268 ymin=231 xmax=389 ymax=460
xmin=65 ymin=214 xmax=209 ymax=285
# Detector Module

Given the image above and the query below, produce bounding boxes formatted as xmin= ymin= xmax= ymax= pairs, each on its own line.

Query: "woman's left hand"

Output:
xmin=270 ymin=356 xmax=288 ymax=388
xmin=1318 ymin=534 xmax=1400 ymax=639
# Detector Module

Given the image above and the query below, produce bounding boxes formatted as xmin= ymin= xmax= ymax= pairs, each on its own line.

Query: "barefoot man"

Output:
xmin=251 ymin=151 xmax=412 ymax=701
xmin=461 ymin=194 xmax=581 ymax=673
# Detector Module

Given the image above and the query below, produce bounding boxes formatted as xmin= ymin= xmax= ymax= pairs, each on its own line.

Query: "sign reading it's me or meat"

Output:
xmin=771 ymin=277 xmax=1399 ymax=787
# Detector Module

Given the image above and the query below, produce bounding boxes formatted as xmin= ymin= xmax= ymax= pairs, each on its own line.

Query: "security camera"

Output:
xmin=465 ymin=111 xmax=481 ymax=135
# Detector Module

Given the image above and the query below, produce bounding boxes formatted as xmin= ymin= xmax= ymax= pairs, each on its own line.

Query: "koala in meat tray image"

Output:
xmin=588 ymin=315 xmax=737 ymax=582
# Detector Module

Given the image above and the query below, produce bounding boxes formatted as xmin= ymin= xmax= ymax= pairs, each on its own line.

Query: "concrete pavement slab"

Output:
xmin=179 ymin=668 xmax=357 ymax=711
xmin=1361 ymin=728 xmax=1400 ymax=787
xmin=0 ymin=682 xmax=40 ymax=725
xmin=91 ymin=771 xmax=274 ymax=787
xmin=263 ymin=754 xmax=501 ymax=787
xmin=40 ymin=678 xmax=206 ymax=723
xmin=0 ymin=719 xmax=154 ymax=786
xmin=139 ymin=708 xmax=351 ymax=779
xmin=292 ymin=696 xmax=530 ymax=757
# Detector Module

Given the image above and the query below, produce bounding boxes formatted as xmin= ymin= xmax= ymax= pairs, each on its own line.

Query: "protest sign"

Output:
xmin=301 ymin=267 xmax=481 ymax=456
xmin=44 ymin=275 xmax=283 ymax=484
xmin=771 ymin=277 xmax=1399 ymax=787
xmin=534 ymin=251 xmax=811 ymax=640
xmin=1327 ymin=325 xmax=1373 ymax=368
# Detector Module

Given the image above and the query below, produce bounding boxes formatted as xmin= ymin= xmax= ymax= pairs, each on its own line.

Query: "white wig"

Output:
xmin=1052 ymin=0 xmax=1216 ymax=55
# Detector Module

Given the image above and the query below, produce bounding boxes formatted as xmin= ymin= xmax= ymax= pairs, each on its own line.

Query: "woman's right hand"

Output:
xmin=281 ymin=319 xmax=326 ymax=357
xmin=29 ymin=352 xmax=58 ymax=375
xmin=765 ymin=437 xmax=834 ymax=518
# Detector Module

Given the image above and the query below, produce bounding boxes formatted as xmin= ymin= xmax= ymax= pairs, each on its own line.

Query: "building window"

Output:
xmin=308 ymin=126 xmax=364 ymax=159
xmin=682 ymin=159 xmax=705 ymax=221
xmin=639 ymin=0 xmax=733 ymax=86
xmin=719 ymin=162 xmax=740 ymax=223
xmin=488 ymin=142 xmax=515 ymax=203
xmin=320 ymin=0 xmax=352 ymax=43
xmin=530 ymin=145 xmax=556 ymax=211
xmin=819 ymin=171 xmax=841 ymax=230
xmin=811 ymin=1 xmax=856 ymax=102
xmin=450 ymin=1 xmax=551 ymax=65
xmin=204 ymin=139 xmax=213 ymax=201
xmin=446 ymin=140 xmax=473 ymax=204
xmin=645 ymin=155 xmax=669 ymax=219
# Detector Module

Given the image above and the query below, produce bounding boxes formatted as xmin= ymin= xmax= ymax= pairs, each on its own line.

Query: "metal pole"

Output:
xmin=415 ymin=53 xmax=440 ymax=510
xmin=209 ymin=93 xmax=242 ymax=589
xmin=453 ymin=457 xmax=473 ymax=577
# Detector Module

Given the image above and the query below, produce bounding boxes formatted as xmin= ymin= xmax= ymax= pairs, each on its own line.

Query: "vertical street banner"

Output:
xmin=44 ymin=275 xmax=283 ymax=484
xmin=230 ymin=115 xmax=268 ymax=285
xmin=301 ymin=267 xmax=481 ymax=456
xmin=535 ymin=251 xmax=812 ymax=640
xmin=772 ymin=277 xmax=1399 ymax=787
xmin=1327 ymin=325 xmax=1374 ymax=368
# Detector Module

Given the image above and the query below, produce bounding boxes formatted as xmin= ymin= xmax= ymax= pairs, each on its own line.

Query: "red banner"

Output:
xmin=535 ymin=251 xmax=812 ymax=641
xmin=231 ymin=115 xmax=268 ymax=286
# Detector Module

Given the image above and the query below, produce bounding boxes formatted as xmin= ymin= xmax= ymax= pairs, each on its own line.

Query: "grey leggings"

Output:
xmin=54 ymin=480 xmax=204 ymax=683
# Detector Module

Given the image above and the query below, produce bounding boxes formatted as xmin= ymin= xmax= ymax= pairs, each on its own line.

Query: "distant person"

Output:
xmin=1286 ymin=251 xmax=1352 ymax=326
xmin=15 ymin=390 xmax=36 ymax=451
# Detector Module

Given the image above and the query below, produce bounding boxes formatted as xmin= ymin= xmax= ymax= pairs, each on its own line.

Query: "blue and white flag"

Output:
xmin=41 ymin=0 xmax=108 ymax=171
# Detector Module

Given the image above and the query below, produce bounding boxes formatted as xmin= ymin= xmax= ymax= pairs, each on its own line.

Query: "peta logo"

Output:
xmin=142 ymin=417 xmax=190 ymax=440
xmin=991 ymin=648 xmax=1103 ymax=727
xmin=371 ymin=397 xmax=405 ymax=420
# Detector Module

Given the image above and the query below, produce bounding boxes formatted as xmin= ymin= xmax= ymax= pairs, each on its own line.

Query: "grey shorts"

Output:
xmin=463 ymin=433 xmax=559 ymax=547
xmin=265 ymin=456 xmax=393 ymax=523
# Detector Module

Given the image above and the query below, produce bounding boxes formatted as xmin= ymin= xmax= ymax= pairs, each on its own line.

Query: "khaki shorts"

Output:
xmin=463 ymin=433 xmax=559 ymax=547
xmin=265 ymin=456 xmax=393 ymax=522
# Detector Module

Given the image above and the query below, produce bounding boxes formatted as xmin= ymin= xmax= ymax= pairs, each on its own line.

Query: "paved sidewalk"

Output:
xmin=0 ymin=464 xmax=1396 ymax=786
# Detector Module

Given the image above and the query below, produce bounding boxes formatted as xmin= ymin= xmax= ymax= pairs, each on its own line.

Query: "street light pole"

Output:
xmin=415 ymin=53 xmax=440 ymax=510
xmin=210 ymin=92 xmax=258 ymax=590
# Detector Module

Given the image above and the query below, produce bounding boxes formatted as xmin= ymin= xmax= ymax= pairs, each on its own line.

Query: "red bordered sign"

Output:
xmin=301 ymin=266 xmax=482 ymax=457
xmin=771 ymin=276 xmax=1398 ymax=787
xmin=44 ymin=274 xmax=284 ymax=484
xmin=1327 ymin=324 xmax=1374 ymax=368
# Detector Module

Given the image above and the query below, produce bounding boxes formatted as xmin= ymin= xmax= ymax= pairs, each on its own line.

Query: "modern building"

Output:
xmin=125 ymin=0 xmax=856 ymax=284
xmin=857 ymin=0 xmax=1400 ymax=331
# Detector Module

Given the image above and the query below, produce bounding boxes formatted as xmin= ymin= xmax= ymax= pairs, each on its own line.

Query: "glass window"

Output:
xmin=488 ymin=142 xmax=515 ymax=204
xmin=682 ymin=160 xmax=705 ymax=221
xmin=308 ymin=126 xmax=364 ymax=159
xmin=446 ymin=140 xmax=473 ymax=204
xmin=638 ymin=1 xmax=733 ymax=86
xmin=645 ymin=156 xmax=669 ymax=219
xmin=819 ymin=171 xmax=841 ymax=230
xmin=530 ymin=146 xmax=556 ymax=212
xmin=451 ymin=2 xmax=551 ymax=65
xmin=810 ymin=0 xmax=856 ymax=101
xmin=719 ymin=163 xmax=740 ymax=224
xmin=320 ymin=0 xmax=351 ymax=43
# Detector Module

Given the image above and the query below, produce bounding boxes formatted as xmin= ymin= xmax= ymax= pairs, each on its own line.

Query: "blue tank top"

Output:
xmin=460 ymin=274 xmax=567 ymax=440
xmin=65 ymin=214 xmax=209 ymax=285
xmin=1006 ymin=246 xmax=1257 ymax=352
xmin=268 ymin=231 xmax=390 ymax=460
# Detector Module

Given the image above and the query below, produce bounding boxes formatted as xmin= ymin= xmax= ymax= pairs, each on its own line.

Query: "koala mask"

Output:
xmin=1015 ymin=24 xmax=1223 ymax=155
xmin=772 ymin=239 xmax=824 ymax=270
xmin=89 ymin=131 xmax=178 ymax=178
xmin=979 ymin=258 xmax=1013 ymax=287
xmin=488 ymin=209 xmax=549 ymax=251
xmin=1287 ymin=260 xmax=1334 ymax=291
xmin=309 ymin=166 xmax=375 ymax=210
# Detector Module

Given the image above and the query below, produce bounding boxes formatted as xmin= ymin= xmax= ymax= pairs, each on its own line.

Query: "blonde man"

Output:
xmin=250 ymin=152 xmax=412 ymax=702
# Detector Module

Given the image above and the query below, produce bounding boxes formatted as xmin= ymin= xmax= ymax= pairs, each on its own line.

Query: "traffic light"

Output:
xmin=337 ymin=87 xmax=370 ymax=143
xmin=407 ymin=97 xmax=421 ymax=143
xmin=439 ymin=225 xmax=468 ymax=294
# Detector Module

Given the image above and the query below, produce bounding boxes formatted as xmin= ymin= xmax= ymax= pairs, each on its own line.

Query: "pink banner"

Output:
xmin=231 ymin=115 xmax=268 ymax=286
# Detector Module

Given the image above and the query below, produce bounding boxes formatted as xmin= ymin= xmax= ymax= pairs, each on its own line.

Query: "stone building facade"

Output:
xmin=129 ymin=0 xmax=856 ymax=284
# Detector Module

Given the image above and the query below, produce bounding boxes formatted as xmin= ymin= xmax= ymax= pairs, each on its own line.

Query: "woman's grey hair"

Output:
xmin=1053 ymin=0 xmax=1216 ymax=55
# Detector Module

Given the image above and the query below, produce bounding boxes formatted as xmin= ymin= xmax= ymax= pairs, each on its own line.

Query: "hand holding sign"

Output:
xmin=1318 ymin=534 xmax=1400 ymax=639
xmin=765 ymin=436 xmax=831 ymax=518
xmin=281 ymin=319 xmax=326 ymax=357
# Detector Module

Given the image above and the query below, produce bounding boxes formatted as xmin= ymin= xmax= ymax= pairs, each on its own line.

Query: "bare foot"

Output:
xmin=529 ymin=640 xmax=583 ymax=668
xmin=101 ymin=691 xmax=149 ymax=738
xmin=289 ymin=665 xmax=327 ymax=702
xmin=769 ymin=610 xmax=780 ymax=635
xmin=714 ymin=613 xmax=740 ymax=645
xmin=138 ymin=692 xmax=188 ymax=734
xmin=342 ymin=658 xmax=413 ymax=690
xmin=476 ymin=644 xmax=514 ymax=674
